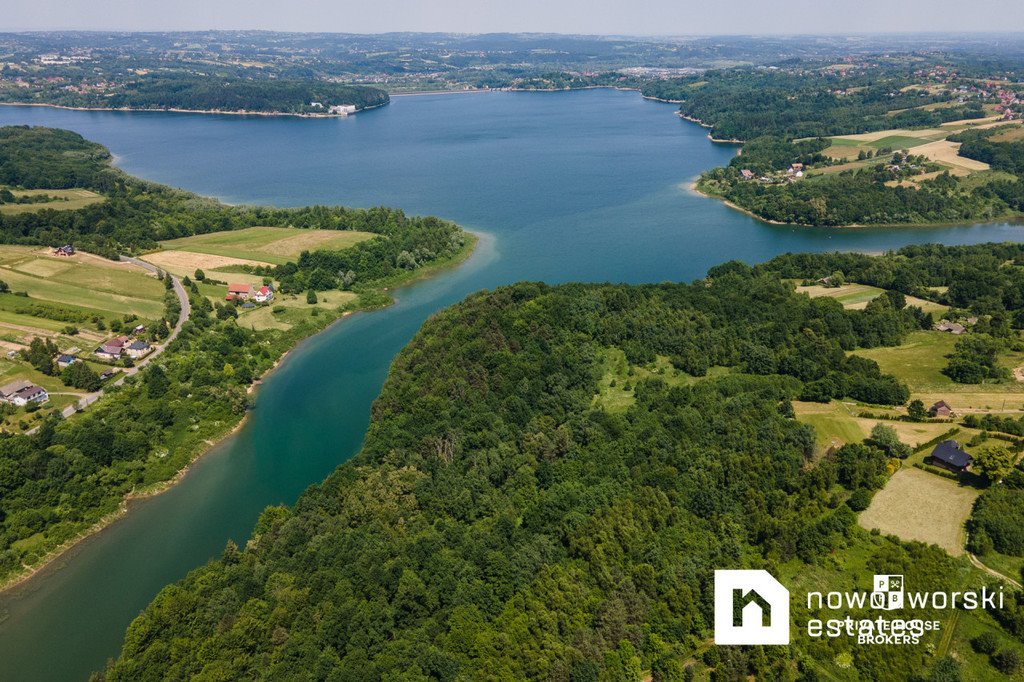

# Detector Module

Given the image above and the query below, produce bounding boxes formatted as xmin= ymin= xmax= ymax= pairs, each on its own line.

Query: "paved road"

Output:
xmin=27 ymin=256 xmax=190 ymax=431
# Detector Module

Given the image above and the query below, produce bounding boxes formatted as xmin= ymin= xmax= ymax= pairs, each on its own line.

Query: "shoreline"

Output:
xmin=677 ymin=113 xmax=745 ymax=143
xmin=0 ymin=232 xmax=479 ymax=598
xmin=0 ymin=101 xmax=387 ymax=119
xmin=685 ymin=178 xmax=1024 ymax=230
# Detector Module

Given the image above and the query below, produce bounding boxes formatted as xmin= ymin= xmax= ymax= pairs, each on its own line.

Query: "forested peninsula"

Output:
xmin=0 ymin=76 xmax=389 ymax=116
xmin=0 ymin=126 xmax=472 ymax=589
xmin=102 ymin=243 xmax=1024 ymax=681
xmin=644 ymin=58 xmax=1024 ymax=227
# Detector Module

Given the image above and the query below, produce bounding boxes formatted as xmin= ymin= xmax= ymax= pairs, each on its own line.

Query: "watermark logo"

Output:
xmin=714 ymin=569 xmax=790 ymax=645
xmin=871 ymin=574 xmax=904 ymax=610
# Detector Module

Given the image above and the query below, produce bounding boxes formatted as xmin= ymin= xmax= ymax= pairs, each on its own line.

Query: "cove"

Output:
xmin=0 ymin=89 xmax=1021 ymax=681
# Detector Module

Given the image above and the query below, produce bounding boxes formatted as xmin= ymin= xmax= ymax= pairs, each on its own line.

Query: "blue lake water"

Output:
xmin=0 ymin=89 xmax=1020 ymax=680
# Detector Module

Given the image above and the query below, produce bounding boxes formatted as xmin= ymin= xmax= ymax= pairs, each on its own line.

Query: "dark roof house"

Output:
xmin=930 ymin=440 xmax=972 ymax=473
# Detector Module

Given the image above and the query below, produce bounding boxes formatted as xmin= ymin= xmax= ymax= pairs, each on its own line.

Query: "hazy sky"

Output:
xmin=4 ymin=0 xmax=1024 ymax=34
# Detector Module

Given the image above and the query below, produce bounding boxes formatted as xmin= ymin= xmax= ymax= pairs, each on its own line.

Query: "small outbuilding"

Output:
xmin=929 ymin=400 xmax=953 ymax=418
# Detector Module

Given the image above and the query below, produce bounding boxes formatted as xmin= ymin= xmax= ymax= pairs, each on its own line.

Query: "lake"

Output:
xmin=0 ymin=89 xmax=1021 ymax=681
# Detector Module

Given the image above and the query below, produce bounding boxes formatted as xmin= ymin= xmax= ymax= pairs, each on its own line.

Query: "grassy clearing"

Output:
xmin=796 ymin=283 xmax=885 ymax=309
xmin=592 ymin=348 xmax=729 ymax=413
xmin=0 ymin=188 xmax=104 ymax=215
xmin=793 ymin=400 xmax=868 ymax=454
xmin=832 ymin=128 xmax=948 ymax=144
xmin=859 ymin=467 xmax=979 ymax=555
xmin=853 ymin=330 xmax=1024 ymax=412
xmin=142 ymin=250 xmax=270 ymax=278
xmin=990 ymin=124 xmax=1024 ymax=143
xmin=239 ymin=290 xmax=358 ymax=332
xmin=913 ymin=140 xmax=991 ymax=174
xmin=156 ymin=226 xmax=377 ymax=266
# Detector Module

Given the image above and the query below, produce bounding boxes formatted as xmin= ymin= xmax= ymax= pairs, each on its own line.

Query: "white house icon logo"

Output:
xmin=714 ymin=570 xmax=790 ymax=645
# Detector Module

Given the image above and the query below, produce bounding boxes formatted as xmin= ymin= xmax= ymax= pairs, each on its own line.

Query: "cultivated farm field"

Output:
xmin=0 ymin=246 xmax=165 ymax=331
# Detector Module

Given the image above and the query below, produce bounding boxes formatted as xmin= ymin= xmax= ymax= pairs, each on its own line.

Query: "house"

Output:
xmin=930 ymin=440 xmax=972 ymax=473
xmin=124 ymin=340 xmax=152 ymax=359
xmin=9 ymin=384 xmax=48 ymax=407
xmin=929 ymin=400 xmax=953 ymax=418
xmin=254 ymin=285 xmax=274 ymax=303
xmin=94 ymin=343 xmax=122 ymax=362
xmin=740 ymin=169 xmax=755 ymax=180
xmin=132 ymin=324 xmax=146 ymax=334
xmin=0 ymin=379 xmax=33 ymax=401
xmin=787 ymin=163 xmax=804 ymax=175
xmin=328 ymin=104 xmax=357 ymax=115
xmin=935 ymin=320 xmax=965 ymax=334
xmin=99 ymin=368 xmax=118 ymax=381
xmin=53 ymin=244 xmax=75 ymax=257
xmin=226 ymin=283 xmax=255 ymax=300
xmin=56 ymin=354 xmax=77 ymax=369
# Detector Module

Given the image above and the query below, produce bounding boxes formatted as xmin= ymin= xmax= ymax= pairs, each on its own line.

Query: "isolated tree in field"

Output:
xmin=973 ymin=446 xmax=1017 ymax=483
xmin=868 ymin=423 xmax=912 ymax=459
xmin=194 ymin=269 xmax=205 ymax=281
xmin=306 ymin=289 xmax=318 ymax=304
xmin=907 ymin=399 xmax=927 ymax=421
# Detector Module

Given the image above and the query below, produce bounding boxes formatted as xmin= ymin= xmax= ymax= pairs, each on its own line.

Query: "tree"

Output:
xmin=971 ymin=632 xmax=998 ymax=655
xmin=194 ymin=269 xmax=206 ymax=281
xmin=928 ymin=657 xmax=962 ymax=682
xmin=145 ymin=365 xmax=170 ymax=399
xmin=992 ymin=649 xmax=1021 ymax=675
xmin=907 ymin=399 xmax=927 ymax=421
xmin=61 ymin=362 xmax=101 ymax=391
xmin=306 ymin=289 xmax=318 ymax=304
xmin=868 ymin=423 xmax=912 ymax=459
xmin=847 ymin=488 xmax=873 ymax=511
xmin=22 ymin=337 xmax=57 ymax=376
xmin=973 ymin=446 xmax=1016 ymax=483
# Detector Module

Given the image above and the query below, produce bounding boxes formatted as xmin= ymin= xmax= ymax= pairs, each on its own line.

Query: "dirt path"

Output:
xmin=969 ymin=553 xmax=1023 ymax=589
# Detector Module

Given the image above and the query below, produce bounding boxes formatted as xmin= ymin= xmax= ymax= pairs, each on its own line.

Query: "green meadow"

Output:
xmin=157 ymin=226 xmax=377 ymax=266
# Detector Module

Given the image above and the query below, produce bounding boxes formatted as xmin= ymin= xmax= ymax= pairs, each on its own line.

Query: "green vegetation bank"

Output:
xmin=101 ymin=243 xmax=1024 ymax=680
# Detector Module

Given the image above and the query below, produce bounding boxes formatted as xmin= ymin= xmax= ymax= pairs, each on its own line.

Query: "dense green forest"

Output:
xmin=0 ymin=127 xmax=465 ymax=279
xmin=0 ymin=127 xmax=471 ymax=587
xmin=100 ymin=244 xmax=1024 ymax=681
xmin=641 ymin=67 xmax=985 ymax=141
xmin=645 ymin=59 xmax=1024 ymax=226
xmin=0 ymin=75 xmax=388 ymax=115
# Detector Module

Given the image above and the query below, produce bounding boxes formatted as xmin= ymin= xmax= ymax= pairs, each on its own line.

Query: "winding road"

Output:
xmin=26 ymin=256 xmax=190 ymax=432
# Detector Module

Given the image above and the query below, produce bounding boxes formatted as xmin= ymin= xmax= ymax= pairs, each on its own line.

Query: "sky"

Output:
xmin=3 ymin=0 xmax=1024 ymax=34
